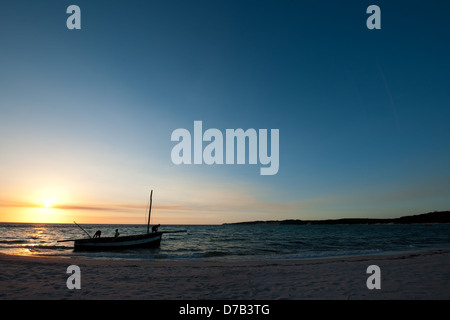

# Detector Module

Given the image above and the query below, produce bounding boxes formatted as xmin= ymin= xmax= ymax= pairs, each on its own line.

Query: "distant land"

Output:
xmin=223 ymin=211 xmax=450 ymax=225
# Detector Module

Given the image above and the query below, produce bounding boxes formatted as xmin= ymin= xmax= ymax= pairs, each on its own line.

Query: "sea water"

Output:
xmin=1 ymin=223 xmax=450 ymax=261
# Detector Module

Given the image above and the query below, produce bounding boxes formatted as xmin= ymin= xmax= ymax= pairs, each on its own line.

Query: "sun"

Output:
xmin=43 ymin=198 xmax=54 ymax=208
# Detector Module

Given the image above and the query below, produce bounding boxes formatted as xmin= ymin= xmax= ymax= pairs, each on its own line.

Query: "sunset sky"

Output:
xmin=1 ymin=0 xmax=450 ymax=224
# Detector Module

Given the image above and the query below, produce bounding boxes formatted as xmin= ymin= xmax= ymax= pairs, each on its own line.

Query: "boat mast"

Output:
xmin=147 ymin=190 xmax=153 ymax=234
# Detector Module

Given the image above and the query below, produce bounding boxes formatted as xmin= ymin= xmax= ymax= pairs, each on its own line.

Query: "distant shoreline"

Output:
xmin=223 ymin=211 xmax=450 ymax=226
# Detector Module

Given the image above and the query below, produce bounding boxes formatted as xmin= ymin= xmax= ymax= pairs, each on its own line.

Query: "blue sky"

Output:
xmin=1 ymin=0 xmax=450 ymax=224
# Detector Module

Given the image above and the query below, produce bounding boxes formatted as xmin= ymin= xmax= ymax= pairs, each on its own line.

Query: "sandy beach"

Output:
xmin=1 ymin=249 xmax=449 ymax=300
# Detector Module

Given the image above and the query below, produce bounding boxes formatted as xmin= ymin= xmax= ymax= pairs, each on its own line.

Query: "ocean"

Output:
xmin=1 ymin=222 xmax=450 ymax=261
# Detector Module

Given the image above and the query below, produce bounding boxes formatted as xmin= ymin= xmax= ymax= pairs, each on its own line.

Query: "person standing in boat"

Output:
xmin=114 ymin=229 xmax=120 ymax=237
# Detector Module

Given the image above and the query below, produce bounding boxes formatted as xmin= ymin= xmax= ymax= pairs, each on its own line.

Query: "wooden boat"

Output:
xmin=73 ymin=232 xmax=163 ymax=251
xmin=58 ymin=190 xmax=185 ymax=251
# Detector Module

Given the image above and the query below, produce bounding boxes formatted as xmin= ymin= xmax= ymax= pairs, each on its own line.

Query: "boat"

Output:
xmin=73 ymin=232 xmax=163 ymax=251
xmin=58 ymin=190 xmax=185 ymax=251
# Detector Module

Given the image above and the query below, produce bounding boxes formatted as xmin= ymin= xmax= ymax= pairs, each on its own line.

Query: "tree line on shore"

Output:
xmin=223 ymin=211 xmax=450 ymax=225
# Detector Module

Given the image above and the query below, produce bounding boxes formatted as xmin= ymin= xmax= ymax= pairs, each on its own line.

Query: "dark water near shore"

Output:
xmin=1 ymin=223 xmax=450 ymax=261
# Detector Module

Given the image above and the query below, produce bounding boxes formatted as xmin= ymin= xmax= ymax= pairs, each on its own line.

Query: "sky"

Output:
xmin=1 ymin=0 xmax=450 ymax=224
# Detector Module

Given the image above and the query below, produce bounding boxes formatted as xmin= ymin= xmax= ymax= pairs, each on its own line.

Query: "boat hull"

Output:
xmin=74 ymin=232 xmax=162 ymax=251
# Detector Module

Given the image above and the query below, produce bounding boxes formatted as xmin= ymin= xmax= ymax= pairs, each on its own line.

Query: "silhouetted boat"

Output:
xmin=58 ymin=190 xmax=185 ymax=251
xmin=73 ymin=232 xmax=163 ymax=251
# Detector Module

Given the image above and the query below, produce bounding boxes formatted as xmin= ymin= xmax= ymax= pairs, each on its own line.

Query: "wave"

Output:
xmin=201 ymin=251 xmax=228 ymax=258
xmin=0 ymin=244 xmax=72 ymax=250
xmin=266 ymin=248 xmax=386 ymax=260
xmin=0 ymin=240 xmax=28 ymax=244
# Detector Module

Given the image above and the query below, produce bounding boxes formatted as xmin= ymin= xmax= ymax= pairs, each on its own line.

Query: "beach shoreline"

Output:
xmin=1 ymin=249 xmax=449 ymax=300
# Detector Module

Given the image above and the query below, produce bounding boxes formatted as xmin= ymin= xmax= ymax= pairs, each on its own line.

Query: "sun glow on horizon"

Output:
xmin=40 ymin=193 xmax=61 ymax=209
xmin=43 ymin=199 xmax=54 ymax=208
